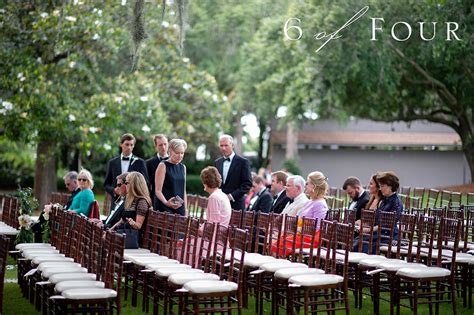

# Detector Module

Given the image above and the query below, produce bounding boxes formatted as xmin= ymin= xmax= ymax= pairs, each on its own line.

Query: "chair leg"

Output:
xmin=413 ymin=281 xmax=419 ymax=315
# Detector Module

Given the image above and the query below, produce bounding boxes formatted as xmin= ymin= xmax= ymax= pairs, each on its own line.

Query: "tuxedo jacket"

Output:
xmin=270 ymin=190 xmax=291 ymax=214
xmin=248 ymin=189 xmax=273 ymax=213
xmin=353 ymin=190 xmax=370 ymax=220
xmin=214 ymin=154 xmax=252 ymax=210
xmin=146 ymin=155 xmax=169 ymax=210
xmin=104 ymin=155 xmax=149 ymax=199
xmin=103 ymin=200 xmax=125 ymax=230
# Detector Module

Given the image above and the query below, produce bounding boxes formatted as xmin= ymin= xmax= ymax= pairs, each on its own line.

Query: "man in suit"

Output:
xmin=104 ymin=133 xmax=149 ymax=209
xmin=270 ymin=170 xmax=291 ymax=214
xmin=247 ymin=175 xmax=273 ymax=213
xmin=146 ymin=134 xmax=169 ymax=210
xmin=93 ymin=172 xmax=128 ymax=230
xmin=214 ymin=134 xmax=252 ymax=210
xmin=63 ymin=171 xmax=81 ymax=210
xmin=343 ymin=176 xmax=370 ymax=220
xmin=281 ymin=175 xmax=309 ymax=216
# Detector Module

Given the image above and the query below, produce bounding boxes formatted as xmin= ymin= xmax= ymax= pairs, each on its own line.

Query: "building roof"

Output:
xmin=271 ymin=119 xmax=462 ymax=147
xmin=271 ymin=130 xmax=461 ymax=147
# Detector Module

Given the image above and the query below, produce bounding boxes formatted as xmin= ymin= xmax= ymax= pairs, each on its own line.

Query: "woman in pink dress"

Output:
xmin=200 ymin=166 xmax=231 ymax=226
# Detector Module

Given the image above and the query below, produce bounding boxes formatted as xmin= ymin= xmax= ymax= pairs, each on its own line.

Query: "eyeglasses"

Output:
xmin=78 ymin=178 xmax=88 ymax=182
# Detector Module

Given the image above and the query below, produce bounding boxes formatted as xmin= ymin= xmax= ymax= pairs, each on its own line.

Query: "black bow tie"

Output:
xmin=223 ymin=157 xmax=230 ymax=162
xmin=160 ymin=156 xmax=169 ymax=161
xmin=122 ymin=156 xmax=131 ymax=161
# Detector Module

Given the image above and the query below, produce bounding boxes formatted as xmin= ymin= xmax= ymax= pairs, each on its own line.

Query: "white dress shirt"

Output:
xmin=281 ymin=193 xmax=309 ymax=216
xmin=222 ymin=152 xmax=235 ymax=184
xmin=120 ymin=154 xmax=132 ymax=174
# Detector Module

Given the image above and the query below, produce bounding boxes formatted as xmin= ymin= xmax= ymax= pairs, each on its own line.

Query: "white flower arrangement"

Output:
xmin=18 ymin=214 xmax=33 ymax=230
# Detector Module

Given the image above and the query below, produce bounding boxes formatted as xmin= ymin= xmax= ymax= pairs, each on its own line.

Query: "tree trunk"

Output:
xmin=286 ymin=121 xmax=298 ymax=159
xmin=234 ymin=116 xmax=243 ymax=155
xmin=462 ymin=143 xmax=474 ymax=184
xmin=33 ymin=140 xmax=57 ymax=210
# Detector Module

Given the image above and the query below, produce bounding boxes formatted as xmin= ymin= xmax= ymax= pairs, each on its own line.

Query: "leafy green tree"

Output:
xmin=0 ymin=1 xmax=228 ymax=206
xmin=238 ymin=0 xmax=473 ymax=182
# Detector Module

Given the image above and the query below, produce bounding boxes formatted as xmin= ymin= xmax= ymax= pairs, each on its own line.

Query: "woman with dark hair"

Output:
xmin=377 ymin=171 xmax=403 ymax=217
xmin=367 ymin=173 xmax=383 ymax=210
xmin=200 ymin=166 xmax=231 ymax=226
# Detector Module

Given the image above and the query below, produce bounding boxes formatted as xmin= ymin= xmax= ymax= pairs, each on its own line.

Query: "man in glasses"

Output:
xmin=63 ymin=171 xmax=80 ymax=210
xmin=93 ymin=172 xmax=128 ymax=229
xmin=104 ymin=133 xmax=149 ymax=210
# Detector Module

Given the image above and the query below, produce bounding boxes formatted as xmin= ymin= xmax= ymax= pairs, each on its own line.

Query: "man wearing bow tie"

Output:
xmin=343 ymin=176 xmax=369 ymax=220
xmin=146 ymin=134 xmax=169 ymax=210
xmin=214 ymin=134 xmax=252 ymax=210
xmin=104 ymin=133 xmax=149 ymax=210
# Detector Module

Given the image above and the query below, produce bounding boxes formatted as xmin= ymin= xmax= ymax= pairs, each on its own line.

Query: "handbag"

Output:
xmin=117 ymin=224 xmax=139 ymax=249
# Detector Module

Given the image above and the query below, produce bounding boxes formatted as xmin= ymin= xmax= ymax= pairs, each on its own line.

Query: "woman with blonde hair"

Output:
xmin=112 ymin=171 xmax=151 ymax=237
xmin=298 ymin=171 xmax=329 ymax=228
xmin=155 ymin=138 xmax=187 ymax=216
xmin=69 ymin=168 xmax=95 ymax=216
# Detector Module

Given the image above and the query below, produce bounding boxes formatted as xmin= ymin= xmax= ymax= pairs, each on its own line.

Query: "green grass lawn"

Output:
xmin=3 ymin=255 xmax=473 ymax=315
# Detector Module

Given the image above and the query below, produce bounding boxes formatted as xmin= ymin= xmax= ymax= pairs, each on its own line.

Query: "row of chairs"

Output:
xmin=14 ymin=208 xmax=125 ymax=314
xmin=121 ymin=208 xmax=357 ymax=315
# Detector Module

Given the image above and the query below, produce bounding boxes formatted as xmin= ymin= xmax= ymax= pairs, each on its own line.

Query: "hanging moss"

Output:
xmin=130 ymin=0 xmax=148 ymax=72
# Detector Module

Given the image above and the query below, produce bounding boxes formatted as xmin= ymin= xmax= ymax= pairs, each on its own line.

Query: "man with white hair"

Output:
xmin=214 ymin=134 xmax=252 ymax=210
xmin=281 ymin=175 xmax=309 ymax=216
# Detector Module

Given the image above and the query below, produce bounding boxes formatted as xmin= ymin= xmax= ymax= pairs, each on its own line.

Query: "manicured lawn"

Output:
xmin=4 ymin=254 xmax=473 ymax=314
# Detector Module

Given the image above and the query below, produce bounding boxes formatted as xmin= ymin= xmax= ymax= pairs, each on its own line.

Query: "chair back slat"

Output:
xmin=297 ymin=217 xmax=317 ymax=265
xmin=376 ymin=211 xmax=397 ymax=256
xmin=357 ymin=209 xmax=376 ymax=253
xmin=250 ymin=212 xmax=271 ymax=253
xmin=229 ymin=210 xmax=242 ymax=227
xmin=394 ymin=213 xmax=417 ymax=261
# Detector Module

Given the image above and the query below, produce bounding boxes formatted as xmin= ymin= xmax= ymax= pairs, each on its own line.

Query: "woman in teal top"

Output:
xmin=69 ymin=169 xmax=95 ymax=216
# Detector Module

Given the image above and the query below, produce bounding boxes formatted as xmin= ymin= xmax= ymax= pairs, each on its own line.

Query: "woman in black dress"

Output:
xmin=155 ymin=138 xmax=187 ymax=216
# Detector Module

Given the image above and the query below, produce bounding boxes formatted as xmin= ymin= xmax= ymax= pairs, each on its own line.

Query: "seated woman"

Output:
xmin=275 ymin=171 xmax=329 ymax=256
xmin=111 ymin=172 xmax=151 ymax=248
xmin=353 ymin=171 xmax=403 ymax=253
xmin=200 ymin=166 xmax=231 ymax=226
xmin=68 ymin=169 xmax=95 ymax=216
xmin=366 ymin=173 xmax=383 ymax=210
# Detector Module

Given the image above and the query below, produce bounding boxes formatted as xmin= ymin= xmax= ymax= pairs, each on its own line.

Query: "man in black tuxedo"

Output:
xmin=93 ymin=172 xmax=128 ymax=230
xmin=270 ymin=170 xmax=291 ymax=214
xmin=247 ymin=175 xmax=273 ymax=213
xmin=343 ymin=176 xmax=370 ymax=220
xmin=214 ymin=134 xmax=252 ymax=210
xmin=146 ymin=134 xmax=169 ymax=210
xmin=63 ymin=171 xmax=81 ymax=210
xmin=104 ymin=133 xmax=149 ymax=209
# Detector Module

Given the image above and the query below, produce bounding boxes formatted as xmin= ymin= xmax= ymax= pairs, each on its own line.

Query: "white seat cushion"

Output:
xmin=33 ymin=256 xmax=74 ymax=265
xmin=377 ymin=260 xmax=426 ymax=272
xmin=274 ymin=268 xmax=324 ymax=280
xmin=259 ymin=262 xmax=306 ymax=273
xmin=184 ymin=280 xmax=238 ymax=294
xmin=49 ymin=273 xmax=97 ymax=284
xmin=16 ymin=243 xmax=54 ymax=250
xmin=347 ymin=252 xmax=369 ymax=263
xmin=289 ymin=274 xmax=344 ymax=287
xmin=0 ymin=229 xmax=18 ymax=235
xmin=124 ymin=248 xmax=151 ymax=254
xmin=42 ymin=267 xmax=88 ymax=278
xmin=23 ymin=250 xmax=61 ymax=260
xmin=396 ymin=266 xmax=451 ymax=278
xmin=155 ymin=267 xmax=203 ymax=277
xmin=145 ymin=260 xmax=185 ymax=270
xmin=358 ymin=256 xmax=388 ymax=268
xmin=168 ymin=273 xmax=220 ymax=286
xmin=124 ymin=253 xmax=167 ymax=261
xmin=243 ymin=255 xmax=277 ymax=268
xmin=130 ymin=256 xmax=176 ymax=266
xmin=61 ymin=288 xmax=117 ymax=300
xmin=55 ymin=280 xmax=105 ymax=292
xmin=38 ymin=262 xmax=81 ymax=271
